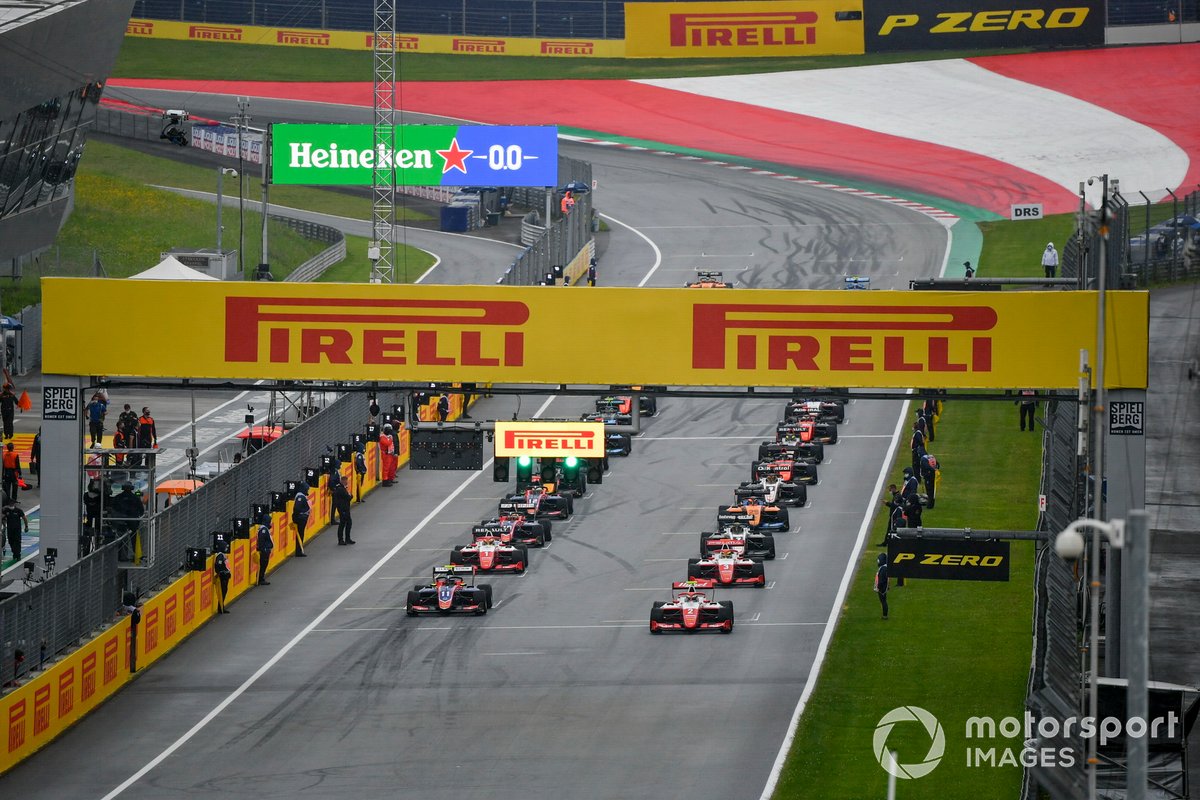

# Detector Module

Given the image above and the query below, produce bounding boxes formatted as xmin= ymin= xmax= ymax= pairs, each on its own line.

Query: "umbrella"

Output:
xmin=560 ymin=180 xmax=590 ymax=195
xmin=0 ymin=315 xmax=22 ymax=330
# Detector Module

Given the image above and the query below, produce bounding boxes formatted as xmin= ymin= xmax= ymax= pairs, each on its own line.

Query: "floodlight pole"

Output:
xmin=231 ymin=98 xmax=251 ymax=276
xmin=1089 ymin=173 xmax=1110 ymax=800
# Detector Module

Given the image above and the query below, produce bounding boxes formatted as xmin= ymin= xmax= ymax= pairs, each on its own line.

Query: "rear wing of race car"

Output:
xmin=696 ymin=270 xmax=724 ymax=282
xmin=433 ymin=565 xmax=477 ymax=579
xmin=717 ymin=510 xmax=756 ymax=524
xmin=473 ymin=524 xmax=505 ymax=537
xmin=498 ymin=501 xmax=538 ymax=513
xmin=673 ymin=579 xmax=717 ymax=591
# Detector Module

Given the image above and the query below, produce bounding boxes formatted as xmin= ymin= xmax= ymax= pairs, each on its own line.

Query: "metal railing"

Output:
xmin=279 ymin=216 xmax=347 ymax=281
xmin=499 ymin=155 xmax=593 ymax=285
xmin=0 ymin=543 xmax=121 ymax=688
xmin=1111 ymin=187 xmax=1200 ymax=287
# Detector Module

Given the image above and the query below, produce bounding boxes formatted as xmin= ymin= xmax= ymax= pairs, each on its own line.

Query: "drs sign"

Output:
xmin=270 ymin=124 xmax=558 ymax=187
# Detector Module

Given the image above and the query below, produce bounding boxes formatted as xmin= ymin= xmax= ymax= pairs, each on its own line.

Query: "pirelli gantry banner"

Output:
xmin=625 ymin=0 xmax=864 ymax=58
xmin=125 ymin=19 xmax=624 ymax=57
xmin=494 ymin=422 xmax=605 ymax=458
xmin=41 ymin=280 xmax=1148 ymax=389
xmin=864 ymin=0 xmax=1102 ymax=52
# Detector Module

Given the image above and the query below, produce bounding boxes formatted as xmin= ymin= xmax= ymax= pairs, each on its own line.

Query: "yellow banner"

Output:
xmin=495 ymin=422 xmax=605 ymax=457
xmin=41 ymin=280 xmax=1147 ymax=389
xmin=124 ymin=18 xmax=624 ymax=57
xmin=625 ymin=0 xmax=864 ymax=58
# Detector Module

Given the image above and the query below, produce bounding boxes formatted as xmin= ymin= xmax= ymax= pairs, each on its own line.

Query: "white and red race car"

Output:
xmin=650 ymin=581 xmax=735 ymax=634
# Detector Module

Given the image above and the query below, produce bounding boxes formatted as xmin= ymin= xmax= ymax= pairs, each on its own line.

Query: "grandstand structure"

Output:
xmin=0 ymin=0 xmax=134 ymax=264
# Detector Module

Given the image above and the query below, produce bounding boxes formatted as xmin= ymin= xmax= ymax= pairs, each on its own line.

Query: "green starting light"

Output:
xmin=564 ymin=456 xmax=579 ymax=468
xmin=517 ymin=456 xmax=533 ymax=467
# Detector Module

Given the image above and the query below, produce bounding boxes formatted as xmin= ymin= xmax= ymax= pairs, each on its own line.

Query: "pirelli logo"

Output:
xmin=102 ymin=637 xmax=118 ymax=684
xmin=81 ymin=652 xmax=97 ymax=702
xmin=365 ymin=33 xmax=419 ymax=50
xmin=453 ymin=37 xmax=505 ymax=53
xmin=189 ymin=25 xmax=243 ymax=41
xmin=32 ymin=686 xmax=50 ymax=736
xmin=126 ymin=20 xmax=154 ymax=35
xmin=277 ymin=30 xmax=330 ymax=46
xmin=495 ymin=422 xmax=604 ymax=457
xmin=58 ymin=668 xmax=75 ymax=717
xmin=225 ymin=297 xmax=528 ymax=368
xmin=541 ymin=40 xmax=594 ymax=55
xmin=692 ymin=303 xmax=997 ymax=375
xmin=8 ymin=700 xmax=25 ymax=753
xmin=669 ymin=11 xmax=818 ymax=47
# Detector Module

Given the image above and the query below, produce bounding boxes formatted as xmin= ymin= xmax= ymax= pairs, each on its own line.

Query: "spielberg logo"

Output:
xmin=691 ymin=303 xmax=998 ymax=374
xmin=223 ymin=296 xmax=528 ymax=367
xmin=669 ymin=11 xmax=818 ymax=47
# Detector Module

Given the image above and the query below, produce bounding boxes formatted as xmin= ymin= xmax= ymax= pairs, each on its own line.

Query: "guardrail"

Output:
xmin=278 ymin=216 xmax=347 ymax=282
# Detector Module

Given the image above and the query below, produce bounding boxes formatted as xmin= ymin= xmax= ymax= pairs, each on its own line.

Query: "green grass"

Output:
xmin=775 ymin=398 xmax=1041 ymax=799
xmin=978 ymin=212 xmax=1077 ymax=278
xmin=316 ymin=233 xmax=435 ymax=283
xmin=82 ymin=139 xmax=427 ymax=222
xmin=112 ymin=37 xmax=1030 ymax=82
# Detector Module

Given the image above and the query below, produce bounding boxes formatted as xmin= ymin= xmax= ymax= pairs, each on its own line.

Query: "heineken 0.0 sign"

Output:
xmin=270 ymin=124 xmax=558 ymax=187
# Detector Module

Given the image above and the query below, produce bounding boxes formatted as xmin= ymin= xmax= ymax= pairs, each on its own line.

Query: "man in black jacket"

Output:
xmin=332 ymin=477 xmax=355 ymax=545
xmin=875 ymin=553 xmax=889 ymax=620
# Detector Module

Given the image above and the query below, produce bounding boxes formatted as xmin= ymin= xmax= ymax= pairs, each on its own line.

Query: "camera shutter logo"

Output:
xmin=873 ymin=706 xmax=945 ymax=779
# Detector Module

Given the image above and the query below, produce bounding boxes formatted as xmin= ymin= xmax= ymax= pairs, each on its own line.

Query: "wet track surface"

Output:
xmin=0 ymin=92 xmax=949 ymax=800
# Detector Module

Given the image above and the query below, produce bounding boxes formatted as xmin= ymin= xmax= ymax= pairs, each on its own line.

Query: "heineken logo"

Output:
xmin=270 ymin=123 xmax=559 ymax=187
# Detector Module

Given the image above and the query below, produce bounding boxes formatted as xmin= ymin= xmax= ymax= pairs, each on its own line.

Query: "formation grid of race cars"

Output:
xmin=404 ymin=379 xmax=849 ymax=636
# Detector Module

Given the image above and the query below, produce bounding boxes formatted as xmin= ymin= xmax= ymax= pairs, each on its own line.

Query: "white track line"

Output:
xmin=102 ymin=395 xmax=557 ymax=798
xmin=599 ymin=212 xmax=663 ymax=287
xmin=755 ymin=397 xmax=911 ymax=800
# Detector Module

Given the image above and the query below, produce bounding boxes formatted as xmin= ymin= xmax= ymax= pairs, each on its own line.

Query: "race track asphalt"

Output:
xmin=0 ymin=95 xmax=949 ymax=800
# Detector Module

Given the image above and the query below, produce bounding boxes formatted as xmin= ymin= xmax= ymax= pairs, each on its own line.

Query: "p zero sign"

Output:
xmin=270 ymin=124 xmax=558 ymax=187
xmin=625 ymin=0 xmax=865 ymax=58
xmin=865 ymin=0 xmax=1102 ymax=52
xmin=888 ymin=539 xmax=1011 ymax=582
xmin=41 ymin=281 xmax=1148 ymax=390
xmin=494 ymin=422 xmax=605 ymax=458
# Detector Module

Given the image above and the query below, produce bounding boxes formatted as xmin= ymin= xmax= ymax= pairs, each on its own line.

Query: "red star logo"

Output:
xmin=436 ymin=138 xmax=473 ymax=175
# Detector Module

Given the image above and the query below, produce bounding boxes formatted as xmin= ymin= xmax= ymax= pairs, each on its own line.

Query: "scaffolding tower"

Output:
xmin=370 ymin=0 xmax=396 ymax=283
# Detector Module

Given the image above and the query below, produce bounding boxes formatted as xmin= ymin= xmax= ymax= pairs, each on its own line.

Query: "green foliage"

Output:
xmin=774 ymin=398 xmax=1040 ymax=799
xmin=113 ymin=38 xmax=1028 ymax=82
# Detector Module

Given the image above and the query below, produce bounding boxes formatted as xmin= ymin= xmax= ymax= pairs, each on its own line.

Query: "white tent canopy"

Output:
xmin=130 ymin=256 xmax=218 ymax=281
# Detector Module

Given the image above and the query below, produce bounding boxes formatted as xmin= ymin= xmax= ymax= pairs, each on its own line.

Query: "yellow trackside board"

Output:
xmin=41 ymin=279 xmax=1148 ymax=390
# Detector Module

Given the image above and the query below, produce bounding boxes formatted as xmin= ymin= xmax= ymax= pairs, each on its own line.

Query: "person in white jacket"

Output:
xmin=1041 ymin=242 xmax=1059 ymax=279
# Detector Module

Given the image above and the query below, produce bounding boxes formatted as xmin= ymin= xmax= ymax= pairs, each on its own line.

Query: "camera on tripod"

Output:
xmin=160 ymin=109 xmax=190 ymax=147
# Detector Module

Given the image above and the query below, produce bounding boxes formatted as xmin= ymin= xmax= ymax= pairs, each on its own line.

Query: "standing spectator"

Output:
xmin=332 ymin=476 xmax=354 ymax=545
xmin=380 ymin=425 xmax=397 ymax=486
xmin=1041 ymin=242 xmax=1059 ymax=279
xmin=910 ymin=421 xmax=926 ymax=475
xmin=874 ymin=553 xmax=889 ymax=620
xmin=132 ymin=407 xmax=157 ymax=468
xmin=85 ymin=392 xmax=107 ymax=449
xmin=110 ymin=483 xmax=144 ymax=561
xmin=214 ymin=549 xmax=231 ymax=613
xmin=1017 ymin=389 xmax=1036 ymax=432
xmin=83 ymin=480 xmax=103 ymax=544
xmin=560 ymin=190 xmax=575 ymax=216
xmin=3 ymin=498 xmax=27 ymax=563
xmin=111 ymin=427 xmax=128 ymax=465
xmin=920 ymin=452 xmax=940 ymax=509
xmin=587 ymin=257 xmax=597 ymax=287
xmin=1 ymin=442 xmax=20 ymax=502
xmin=437 ymin=394 xmax=450 ymax=422
xmin=255 ymin=520 xmax=273 ymax=585
xmin=291 ymin=489 xmax=310 ymax=557
xmin=117 ymin=404 xmax=138 ymax=441
xmin=0 ymin=384 xmax=17 ymax=440
xmin=29 ymin=428 xmax=40 ymax=488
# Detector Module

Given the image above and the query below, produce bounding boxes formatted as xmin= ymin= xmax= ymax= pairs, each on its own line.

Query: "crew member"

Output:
xmin=874 ymin=553 xmax=889 ymax=620
xmin=291 ymin=488 xmax=309 ymax=558
xmin=380 ymin=425 xmax=397 ymax=486
xmin=2 ymin=442 xmax=20 ymax=502
xmin=920 ymin=452 xmax=940 ymax=509
xmin=332 ymin=477 xmax=354 ymax=545
xmin=255 ymin=518 xmax=273 ymax=585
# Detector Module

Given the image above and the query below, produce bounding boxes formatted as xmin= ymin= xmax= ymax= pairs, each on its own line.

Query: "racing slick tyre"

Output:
xmin=541 ymin=520 xmax=553 ymax=538
xmin=750 ymin=460 xmax=760 ymax=479
xmin=566 ymin=497 xmax=575 ymax=515
xmin=686 ymin=558 xmax=703 ymax=581
xmin=644 ymin=396 xmax=658 ymax=416
xmin=811 ymin=442 xmax=825 ymax=462
xmin=406 ymin=591 xmax=420 ymax=616
xmin=514 ymin=544 xmax=530 ymax=573
xmin=450 ymin=549 xmax=468 ymax=566
xmin=650 ymin=601 xmax=666 ymax=634
xmin=749 ymin=562 xmax=766 ymax=587
xmin=762 ymin=535 xmax=776 ymax=559
xmin=792 ymin=484 xmax=808 ymax=507
xmin=777 ymin=508 xmax=791 ymax=532
xmin=615 ymin=434 xmax=632 ymax=456
xmin=479 ymin=583 xmax=494 ymax=608
xmin=825 ymin=424 xmax=839 ymax=444
xmin=717 ymin=602 xmax=734 ymax=632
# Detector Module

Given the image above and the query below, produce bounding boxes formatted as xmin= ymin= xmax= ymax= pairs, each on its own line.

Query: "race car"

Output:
xmin=580 ymin=412 xmax=633 ymax=456
xmin=687 ymin=550 xmax=766 ymax=587
xmin=778 ymin=412 xmax=839 ymax=445
xmin=451 ymin=536 xmax=529 ymax=573
xmin=499 ymin=484 xmax=573 ymax=520
xmin=686 ymin=270 xmax=734 ymax=289
xmin=701 ymin=523 xmax=775 ymax=560
xmin=760 ymin=433 xmax=824 ymax=464
xmin=718 ymin=498 xmax=790 ymax=532
xmin=474 ymin=516 xmax=550 ymax=547
xmin=735 ymin=472 xmax=807 ymax=507
xmin=406 ymin=565 xmax=493 ymax=616
xmin=784 ymin=396 xmax=845 ymax=426
xmin=650 ymin=581 xmax=734 ymax=634
xmin=593 ymin=398 xmax=633 ymax=426
xmin=599 ymin=390 xmax=658 ymax=418
xmin=752 ymin=457 xmax=818 ymax=487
